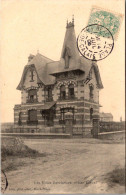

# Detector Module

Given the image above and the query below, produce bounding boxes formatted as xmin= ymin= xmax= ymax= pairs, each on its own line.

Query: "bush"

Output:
xmin=1 ymin=137 xmax=46 ymax=160
xmin=106 ymin=167 xmax=125 ymax=186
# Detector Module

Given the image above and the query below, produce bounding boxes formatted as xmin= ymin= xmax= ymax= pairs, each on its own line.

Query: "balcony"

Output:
xmin=27 ymin=120 xmax=38 ymax=125
xmin=58 ymin=96 xmax=67 ymax=101
xmin=26 ymin=99 xmax=38 ymax=103
xmin=46 ymin=97 xmax=53 ymax=102
xmin=68 ymin=95 xmax=76 ymax=100
xmin=58 ymin=95 xmax=76 ymax=101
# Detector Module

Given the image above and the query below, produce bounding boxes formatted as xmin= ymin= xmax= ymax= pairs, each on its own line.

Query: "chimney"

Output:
xmin=28 ymin=54 xmax=35 ymax=62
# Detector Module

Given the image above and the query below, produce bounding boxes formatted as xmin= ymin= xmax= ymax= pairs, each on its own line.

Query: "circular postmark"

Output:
xmin=77 ymin=24 xmax=114 ymax=61
xmin=1 ymin=171 xmax=8 ymax=193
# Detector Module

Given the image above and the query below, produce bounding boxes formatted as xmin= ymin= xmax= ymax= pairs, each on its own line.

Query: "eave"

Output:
xmin=50 ymin=68 xmax=84 ymax=77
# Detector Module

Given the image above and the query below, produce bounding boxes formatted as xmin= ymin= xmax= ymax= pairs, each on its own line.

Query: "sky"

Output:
xmin=0 ymin=0 xmax=125 ymax=122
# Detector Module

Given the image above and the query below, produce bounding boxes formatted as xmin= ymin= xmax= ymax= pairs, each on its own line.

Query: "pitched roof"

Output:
xmin=39 ymin=101 xmax=56 ymax=110
xmin=60 ymin=22 xmax=80 ymax=68
xmin=17 ymin=21 xmax=103 ymax=90
xmin=100 ymin=112 xmax=113 ymax=118
xmin=17 ymin=53 xmax=103 ymax=90
xmin=17 ymin=53 xmax=54 ymax=89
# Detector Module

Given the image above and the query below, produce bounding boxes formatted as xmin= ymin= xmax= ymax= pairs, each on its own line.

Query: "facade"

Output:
xmin=14 ymin=19 xmax=103 ymax=136
xmin=100 ymin=112 xmax=113 ymax=122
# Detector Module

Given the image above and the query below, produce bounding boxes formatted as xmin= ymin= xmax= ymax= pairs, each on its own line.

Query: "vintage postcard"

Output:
xmin=0 ymin=0 xmax=125 ymax=194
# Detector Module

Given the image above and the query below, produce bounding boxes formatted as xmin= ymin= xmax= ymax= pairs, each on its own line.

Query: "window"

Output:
xmin=47 ymin=87 xmax=53 ymax=101
xmin=61 ymin=108 xmax=65 ymax=120
xmin=18 ymin=112 xmax=22 ymax=125
xmin=60 ymin=85 xmax=66 ymax=100
xmin=90 ymin=108 xmax=93 ymax=120
xmin=41 ymin=109 xmax=55 ymax=126
xmin=28 ymin=110 xmax=37 ymax=122
xmin=45 ymin=87 xmax=53 ymax=102
xmin=30 ymin=70 xmax=34 ymax=81
xmin=89 ymin=85 xmax=94 ymax=99
xmin=68 ymin=84 xmax=74 ymax=99
xmin=28 ymin=89 xmax=37 ymax=102
xmin=64 ymin=47 xmax=71 ymax=68
xmin=60 ymin=107 xmax=75 ymax=123
xmin=19 ymin=112 xmax=21 ymax=121
xmin=48 ymin=87 xmax=52 ymax=97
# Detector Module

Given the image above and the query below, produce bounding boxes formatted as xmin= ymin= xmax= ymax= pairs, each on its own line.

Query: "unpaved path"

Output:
xmin=5 ymin=139 xmax=125 ymax=194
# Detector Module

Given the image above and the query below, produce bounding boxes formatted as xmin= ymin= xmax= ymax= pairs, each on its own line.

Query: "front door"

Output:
xmin=65 ymin=119 xmax=73 ymax=135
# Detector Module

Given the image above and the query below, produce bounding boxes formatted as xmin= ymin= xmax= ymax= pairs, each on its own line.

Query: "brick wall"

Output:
xmin=84 ymin=68 xmax=99 ymax=103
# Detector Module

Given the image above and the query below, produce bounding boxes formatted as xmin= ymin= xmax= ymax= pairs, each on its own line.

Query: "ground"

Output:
xmin=3 ymin=138 xmax=125 ymax=194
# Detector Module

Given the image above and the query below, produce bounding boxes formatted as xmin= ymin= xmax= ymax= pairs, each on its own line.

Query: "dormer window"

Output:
xmin=30 ymin=70 xmax=34 ymax=81
xmin=64 ymin=47 xmax=71 ymax=69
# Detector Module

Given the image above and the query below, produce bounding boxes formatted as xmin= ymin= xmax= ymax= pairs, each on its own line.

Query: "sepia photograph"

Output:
xmin=0 ymin=0 xmax=125 ymax=194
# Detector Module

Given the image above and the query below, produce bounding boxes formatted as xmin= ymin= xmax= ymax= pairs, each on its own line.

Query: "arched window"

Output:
xmin=90 ymin=108 xmax=93 ymax=120
xmin=68 ymin=84 xmax=74 ymax=99
xmin=18 ymin=112 xmax=22 ymax=125
xmin=28 ymin=89 xmax=37 ymax=103
xmin=89 ymin=85 xmax=94 ymax=99
xmin=60 ymin=85 xmax=66 ymax=100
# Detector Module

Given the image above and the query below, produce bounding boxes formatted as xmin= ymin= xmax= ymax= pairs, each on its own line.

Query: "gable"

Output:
xmin=23 ymin=67 xmax=38 ymax=89
xmin=17 ymin=54 xmax=54 ymax=90
xmin=83 ymin=61 xmax=103 ymax=89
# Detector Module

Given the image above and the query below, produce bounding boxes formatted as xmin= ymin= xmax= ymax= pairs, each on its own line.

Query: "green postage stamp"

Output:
xmin=87 ymin=6 xmax=123 ymax=40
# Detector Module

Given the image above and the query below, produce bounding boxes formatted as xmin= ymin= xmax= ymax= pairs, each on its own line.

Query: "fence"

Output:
xmin=99 ymin=121 xmax=125 ymax=133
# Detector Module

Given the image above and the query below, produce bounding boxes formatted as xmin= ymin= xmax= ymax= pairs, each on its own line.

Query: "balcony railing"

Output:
xmin=46 ymin=97 xmax=53 ymax=102
xmin=58 ymin=96 xmax=67 ymax=101
xmin=68 ymin=95 xmax=76 ymax=100
xmin=58 ymin=95 xmax=76 ymax=101
xmin=26 ymin=99 xmax=38 ymax=103
xmin=27 ymin=120 xmax=38 ymax=125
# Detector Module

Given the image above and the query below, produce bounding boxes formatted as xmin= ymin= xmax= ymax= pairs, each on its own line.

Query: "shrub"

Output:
xmin=1 ymin=137 xmax=46 ymax=160
xmin=106 ymin=167 xmax=125 ymax=186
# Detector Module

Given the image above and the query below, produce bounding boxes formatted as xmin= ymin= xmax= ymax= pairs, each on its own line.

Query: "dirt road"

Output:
xmin=5 ymin=138 xmax=125 ymax=194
